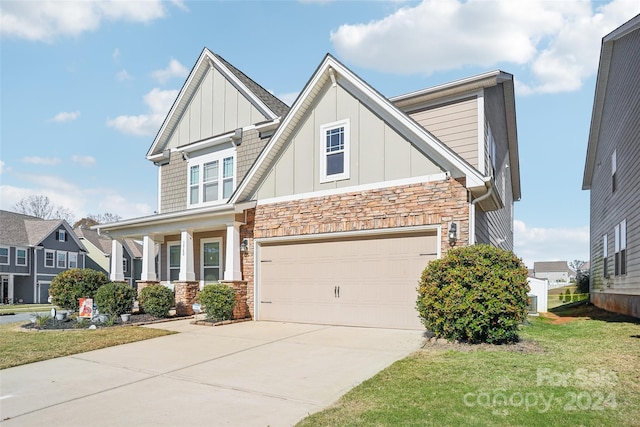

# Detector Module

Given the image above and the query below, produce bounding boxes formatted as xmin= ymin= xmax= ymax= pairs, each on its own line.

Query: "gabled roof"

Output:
xmin=75 ymin=227 xmax=112 ymax=254
xmin=534 ymin=261 xmax=571 ymax=273
xmin=231 ymin=54 xmax=488 ymax=203
xmin=583 ymin=14 xmax=640 ymax=189
xmin=147 ymin=48 xmax=290 ymax=158
xmin=0 ymin=210 xmax=86 ymax=251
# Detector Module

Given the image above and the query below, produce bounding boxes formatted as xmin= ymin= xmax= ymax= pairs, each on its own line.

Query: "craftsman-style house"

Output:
xmin=96 ymin=49 xmax=520 ymax=329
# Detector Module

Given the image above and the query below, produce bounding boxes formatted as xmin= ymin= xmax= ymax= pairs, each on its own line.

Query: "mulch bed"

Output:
xmin=21 ymin=313 xmax=189 ymax=330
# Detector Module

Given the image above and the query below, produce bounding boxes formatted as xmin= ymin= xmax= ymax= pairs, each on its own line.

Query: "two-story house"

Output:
xmin=96 ymin=49 xmax=520 ymax=329
xmin=583 ymin=14 xmax=640 ymax=318
xmin=0 ymin=210 xmax=87 ymax=304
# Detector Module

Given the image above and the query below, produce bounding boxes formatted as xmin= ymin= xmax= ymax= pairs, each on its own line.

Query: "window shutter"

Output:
xmin=55 ymin=231 xmax=59 ymax=240
xmin=65 ymin=232 xmax=68 ymax=241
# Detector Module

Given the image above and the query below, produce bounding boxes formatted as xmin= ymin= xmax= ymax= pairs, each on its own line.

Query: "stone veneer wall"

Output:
xmin=239 ymin=178 xmax=469 ymax=317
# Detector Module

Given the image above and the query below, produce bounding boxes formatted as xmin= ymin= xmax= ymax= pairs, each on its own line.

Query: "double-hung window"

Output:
xmin=57 ymin=251 xmax=67 ymax=269
xmin=603 ymin=234 xmax=608 ymax=278
xmin=45 ymin=249 xmax=55 ymax=267
xmin=68 ymin=252 xmax=78 ymax=269
xmin=57 ymin=230 xmax=66 ymax=242
xmin=614 ymin=219 xmax=627 ymax=276
xmin=188 ymin=149 xmax=235 ymax=207
xmin=168 ymin=243 xmax=180 ymax=282
xmin=0 ymin=246 xmax=8 ymax=265
xmin=123 ymin=258 xmax=128 ymax=273
xmin=320 ymin=120 xmax=350 ymax=182
xmin=16 ymin=248 xmax=27 ymax=266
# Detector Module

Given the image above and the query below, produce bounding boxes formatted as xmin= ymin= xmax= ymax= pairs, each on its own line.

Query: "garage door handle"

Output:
xmin=334 ymin=286 xmax=340 ymax=298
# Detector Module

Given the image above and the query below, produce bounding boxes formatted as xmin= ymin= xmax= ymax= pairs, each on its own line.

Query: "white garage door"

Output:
xmin=258 ymin=232 xmax=438 ymax=330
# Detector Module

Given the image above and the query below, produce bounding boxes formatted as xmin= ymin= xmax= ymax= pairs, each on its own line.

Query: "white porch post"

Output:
xmin=110 ymin=240 xmax=125 ymax=282
xmin=8 ymin=275 xmax=14 ymax=303
xmin=141 ymin=235 xmax=157 ymax=281
xmin=224 ymin=222 xmax=242 ymax=281
xmin=179 ymin=230 xmax=195 ymax=281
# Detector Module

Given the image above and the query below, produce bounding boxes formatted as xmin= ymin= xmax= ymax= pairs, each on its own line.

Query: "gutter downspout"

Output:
xmin=469 ymin=185 xmax=495 ymax=246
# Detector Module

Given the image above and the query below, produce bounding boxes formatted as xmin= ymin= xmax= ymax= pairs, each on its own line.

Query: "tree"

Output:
xmin=14 ymin=195 xmax=75 ymax=224
xmin=569 ymin=260 xmax=585 ymax=274
xmin=88 ymin=213 xmax=122 ymax=224
xmin=73 ymin=217 xmax=99 ymax=229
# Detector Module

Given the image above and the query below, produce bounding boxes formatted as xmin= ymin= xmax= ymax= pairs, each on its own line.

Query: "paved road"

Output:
xmin=0 ymin=320 xmax=426 ymax=426
xmin=0 ymin=311 xmax=50 ymax=325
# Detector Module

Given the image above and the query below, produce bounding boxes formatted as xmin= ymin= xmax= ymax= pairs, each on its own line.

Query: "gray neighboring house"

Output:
xmin=74 ymin=227 xmax=144 ymax=288
xmin=533 ymin=261 xmax=574 ymax=283
xmin=583 ymin=14 xmax=640 ymax=318
xmin=0 ymin=210 xmax=87 ymax=304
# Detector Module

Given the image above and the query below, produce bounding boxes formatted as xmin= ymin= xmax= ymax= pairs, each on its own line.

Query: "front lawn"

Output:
xmin=0 ymin=321 xmax=176 ymax=369
xmin=298 ymin=304 xmax=640 ymax=427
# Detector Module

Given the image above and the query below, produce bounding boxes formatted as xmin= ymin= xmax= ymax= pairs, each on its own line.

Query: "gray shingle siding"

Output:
xmin=237 ymin=128 xmax=269 ymax=184
xmin=160 ymin=151 xmax=188 ymax=213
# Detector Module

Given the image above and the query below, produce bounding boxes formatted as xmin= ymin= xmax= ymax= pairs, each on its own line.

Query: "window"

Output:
xmin=187 ymin=149 xmax=235 ymax=207
xmin=614 ymin=219 xmax=627 ymax=276
xmin=168 ymin=243 xmax=180 ymax=282
xmin=68 ymin=252 xmax=78 ymax=269
xmin=603 ymin=235 xmax=608 ymax=278
xmin=611 ymin=150 xmax=617 ymax=193
xmin=57 ymin=230 xmax=66 ymax=242
xmin=320 ymin=120 xmax=350 ymax=182
xmin=16 ymin=248 xmax=27 ymax=266
xmin=0 ymin=247 xmax=8 ymax=265
xmin=123 ymin=258 xmax=128 ymax=273
xmin=45 ymin=249 xmax=55 ymax=267
xmin=201 ymin=238 xmax=222 ymax=284
xmin=57 ymin=251 xmax=67 ymax=269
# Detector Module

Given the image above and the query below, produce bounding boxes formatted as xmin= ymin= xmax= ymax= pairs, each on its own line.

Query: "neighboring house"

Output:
xmin=583 ymin=14 xmax=640 ymax=318
xmin=533 ymin=261 xmax=573 ymax=283
xmin=0 ymin=210 xmax=87 ymax=304
xmin=74 ymin=227 xmax=144 ymax=287
xmin=96 ymin=49 xmax=520 ymax=329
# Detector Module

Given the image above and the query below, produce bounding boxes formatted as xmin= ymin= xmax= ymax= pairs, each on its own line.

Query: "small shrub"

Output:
xmin=33 ymin=313 xmax=51 ymax=328
xmin=94 ymin=282 xmax=136 ymax=316
xmin=49 ymin=268 xmax=109 ymax=311
xmin=576 ymin=271 xmax=590 ymax=294
xmin=416 ymin=244 xmax=529 ymax=344
xmin=564 ymin=289 xmax=572 ymax=303
xmin=198 ymin=284 xmax=236 ymax=321
xmin=139 ymin=285 xmax=174 ymax=318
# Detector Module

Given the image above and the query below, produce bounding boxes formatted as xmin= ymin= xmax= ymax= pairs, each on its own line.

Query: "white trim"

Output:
xmin=256 ymin=172 xmax=448 ymax=206
xmin=319 ymin=119 xmax=350 ymax=183
xmin=200 ymin=237 xmax=223 ymax=286
xmin=468 ymin=202 xmax=476 ymax=245
xmin=253 ymin=224 xmax=441 ymax=321
xmin=44 ymin=249 xmax=55 ymax=268
xmin=187 ymin=147 xmax=236 ymax=208
xmin=477 ymin=93 xmax=485 ymax=175
xmin=167 ymin=241 xmax=180 ymax=282
xmin=0 ymin=246 xmax=9 ymax=265
xmin=390 ymin=71 xmax=504 ymax=104
xmin=157 ymin=166 xmax=162 ymax=214
xmin=56 ymin=251 xmax=67 ymax=269
xmin=58 ymin=229 xmax=66 ymax=242
xmin=15 ymin=247 xmax=27 ymax=266
xmin=68 ymin=252 xmax=78 ymax=269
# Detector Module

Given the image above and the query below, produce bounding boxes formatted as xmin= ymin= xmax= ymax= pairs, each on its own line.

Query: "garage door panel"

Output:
xmin=259 ymin=232 xmax=437 ymax=329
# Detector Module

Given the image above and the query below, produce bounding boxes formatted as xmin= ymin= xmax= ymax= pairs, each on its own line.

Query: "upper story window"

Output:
xmin=57 ymin=251 xmax=67 ymax=269
xmin=188 ymin=148 xmax=235 ymax=207
xmin=614 ymin=219 xmax=626 ymax=276
xmin=603 ymin=234 xmax=608 ymax=278
xmin=16 ymin=248 xmax=27 ymax=266
xmin=0 ymin=246 xmax=8 ymax=265
xmin=123 ymin=258 xmax=128 ymax=273
xmin=69 ymin=252 xmax=78 ymax=269
xmin=320 ymin=119 xmax=350 ymax=183
xmin=611 ymin=150 xmax=617 ymax=193
xmin=57 ymin=230 xmax=67 ymax=242
xmin=45 ymin=249 xmax=55 ymax=267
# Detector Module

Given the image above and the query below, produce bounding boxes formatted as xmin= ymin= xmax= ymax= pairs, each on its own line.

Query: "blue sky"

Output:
xmin=1 ymin=0 xmax=638 ymax=267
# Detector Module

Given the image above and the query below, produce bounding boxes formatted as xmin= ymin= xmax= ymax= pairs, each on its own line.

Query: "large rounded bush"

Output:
xmin=94 ymin=282 xmax=136 ymax=316
xmin=139 ymin=284 xmax=174 ymax=318
xmin=198 ymin=284 xmax=236 ymax=321
xmin=417 ymin=244 xmax=529 ymax=344
xmin=49 ymin=268 xmax=109 ymax=311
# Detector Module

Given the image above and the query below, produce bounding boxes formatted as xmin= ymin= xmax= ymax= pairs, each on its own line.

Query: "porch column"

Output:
xmin=224 ymin=222 xmax=242 ymax=281
xmin=179 ymin=230 xmax=195 ymax=281
xmin=141 ymin=235 xmax=157 ymax=281
xmin=7 ymin=275 xmax=14 ymax=303
xmin=110 ymin=240 xmax=125 ymax=282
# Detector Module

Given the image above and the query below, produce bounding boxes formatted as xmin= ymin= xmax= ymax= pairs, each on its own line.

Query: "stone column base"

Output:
xmin=136 ymin=281 xmax=160 ymax=299
xmin=221 ymin=280 xmax=250 ymax=319
xmin=174 ymin=281 xmax=200 ymax=316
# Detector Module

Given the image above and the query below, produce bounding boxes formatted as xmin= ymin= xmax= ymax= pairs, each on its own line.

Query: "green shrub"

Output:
xmin=416 ymin=244 xmax=529 ymax=344
xmin=139 ymin=285 xmax=174 ymax=318
xmin=94 ymin=282 xmax=136 ymax=316
xmin=564 ymin=289 xmax=572 ymax=303
xmin=198 ymin=284 xmax=236 ymax=321
xmin=576 ymin=271 xmax=590 ymax=294
xmin=49 ymin=268 xmax=109 ymax=311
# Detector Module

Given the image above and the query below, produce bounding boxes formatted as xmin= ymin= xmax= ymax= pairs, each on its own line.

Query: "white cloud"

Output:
xmin=116 ymin=69 xmax=133 ymax=81
xmin=106 ymin=88 xmax=178 ymax=136
xmin=330 ymin=0 xmax=639 ymax=94
xmin=49 ymin=111 xmax=80 ymax=122
xmin=170 ymin=0 xmax=189 ymax=12
xmin=112 ymin=47 xmax=120 ymax=61
xmin=0 ymin=160 xmax=4 ymax=174
xmin=22 ymin=156 xmax=61 ymax=166
xmin=71 ymin=155 xmax=96 ymax=167
xmin=0 ymin=1 xmax=171 ymax=42
xmin=513 ymin=220 xmax=590 ymax=269
xmin=151 ymin=59 xmax=188 ymax=84
xmin=277 ymin=91 xmax=300 ymax=107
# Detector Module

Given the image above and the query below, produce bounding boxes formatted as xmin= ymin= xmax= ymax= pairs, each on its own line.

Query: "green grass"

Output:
xmin=298 ymin=305 xmax=640 ymax=427
xmin=0 ymin=321 xmax=176 ymax=369
xmin=0 ymin=304 xmax=54 ymax=314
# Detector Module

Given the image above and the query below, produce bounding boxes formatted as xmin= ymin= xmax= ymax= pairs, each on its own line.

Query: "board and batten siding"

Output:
xmin=255 ymin=81 xmax=443 ymax=199
xmin=589 ymin=27 xmax=640 ymax=295
xmin=475 ymin=86 xmax=515 ymax=251
xmin=408 ymin=97 xmax=479 ymax=169
xmin=165 ymin=66 xmax=268 ymax=150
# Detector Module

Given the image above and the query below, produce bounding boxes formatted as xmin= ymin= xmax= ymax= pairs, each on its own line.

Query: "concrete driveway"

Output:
xmin=0 ymin=320 xmax=425 ymax=426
